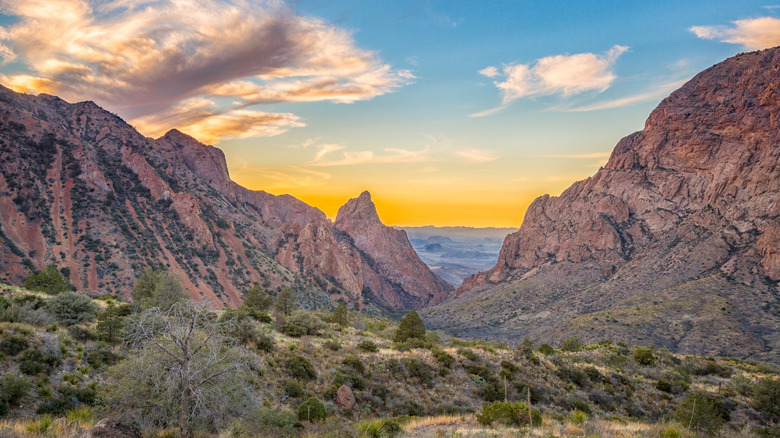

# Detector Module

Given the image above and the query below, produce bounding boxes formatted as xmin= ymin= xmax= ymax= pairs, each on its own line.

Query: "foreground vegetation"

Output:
xmin=0 ymin=268 xmax=779 ymax=437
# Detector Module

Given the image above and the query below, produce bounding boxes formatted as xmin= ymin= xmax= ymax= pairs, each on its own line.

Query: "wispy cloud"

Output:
xmin=473 ymin=45 xmax=629 ymax=116
xmin=0 ymin=0 xmax=412 ymax=143
xmin=561 ymin=78 xmax=688 ymax=112
xmin=541 ymin=152 xmax=611 ymax=159
xmin=306 ymin=140 xmax=432 ymax=166
xmin=690 ymin=17 xmax=780 ymax=50
xmin=456 ymin=148 xmax=499 ymax=163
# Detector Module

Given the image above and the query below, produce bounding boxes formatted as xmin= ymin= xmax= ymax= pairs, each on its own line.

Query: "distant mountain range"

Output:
xmin=0 ymin=86 xmax=452 ymax=311
xmin=399 ymin=226 xmax=514 ymax=286
xmin=424 ymin=47 xmax=780 ymax=362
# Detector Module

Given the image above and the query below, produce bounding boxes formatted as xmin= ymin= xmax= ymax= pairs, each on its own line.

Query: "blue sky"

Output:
xmin=0 ymin=0 xmax=778 ymax=226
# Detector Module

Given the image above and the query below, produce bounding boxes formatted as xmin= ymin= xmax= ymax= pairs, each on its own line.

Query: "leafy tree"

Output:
xmin=24 ymin=265 xmax=71 ymax=294
xmin=240 ymin=285 xmax=273 ymax=318
xmin=132 ymin=268 xmax=185 ymax=310
xmin=331 ymin=303 xmax=348 ymax=327
xmin=102 ymin=302 xmax=253 ymax=438
xmin=753 ymin=377 xmax=780 ymax=416
xmin=47 ymin=292 xmax=98 ymax=326
xmin=537 ymin=343 xmax=555 ymax=355
xmin=634 ymin=347 xmax=656 ymax=366
xmin=275 ymin=287 xmax=296 ymax=316
xmin=96 ymin=302 xmax=126 ymax=344
xmin=560 ymin=336 xmax=583 ymax=352
xmin=394 ymin=310 xmax=426 ymax=343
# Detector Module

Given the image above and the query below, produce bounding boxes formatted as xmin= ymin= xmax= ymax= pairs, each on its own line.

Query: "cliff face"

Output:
xmin=426 ymin=48 xmax=780 ymax=361
xmin=0 ymin=86 xmax=450 ymax=310
xmin=334 ymin=191 xmax=453 ymax=309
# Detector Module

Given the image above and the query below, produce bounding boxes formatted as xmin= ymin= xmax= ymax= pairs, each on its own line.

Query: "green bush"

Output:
xmin=24 ymin=266 xmax=71 ymax=294
xmin=753 ymin=377 xmax=780 ymax=416
xmin=538 ymin=343 xmax=555 ymax=355
xmin=254 ymin=408 xmax=297 ymax=436
xmin=298 ymin=397 xmax=326 ymax=422
xmin=358 ymin=418 xmax=402 ymax=438
xmin=432 ymin=347 xmax=454 ymax=369
xmin=457 ymin=348 xmax=478 ymax=361
xmin=358 ymin=340 xmax=379 ymax=353
xmin=634 ymin=347 xmax=656 ymax=366
xmin=279 ymin=322 xmax=306 ymax=337
xmin=0 ymin=334 xmax=29 ymax=356
xmin=729 ymin=374 xmax=755 ymax=397
xmin=48 ymin=292 xmax=98 ymax=326
xmin=560 ymin=336 xmax=583 ymax=352
xmin=324 ymin=340 xmax=341 ymax=351
xmin=285 ymin=311 xmax=327 ymax=336
xmin=570 ymin=408 xmax=589 ymax=425
xmin=285 ymin=381 xmax=304 ymax=398
xmin=20 ymin=349 xmax=61 ymax=375
xmin=402 ymin=357 xmax=433 ymax=386
xmin=286 ymin=355 xmax=316 ymax=380
xmin=86 ymin=346 xmax=121 ymax=370
xmin=0 ymin=375 xmax=32 ymax=415
xmin=476 ymin=401 xmax=541 ymax=427
xmin=343 ymin=355 xmax=366 ymax=375
xmin=671 ymin=393 xmax=725 ymax=437
xmin=132 ymin=268 xmax=185 ymax=310
xmin=68 ymin=325 xmax=97 ymax=342
xmin=333 ymin=372 xmax=366 ymax=390
xmin=655 ymin=379 xmax=673 ymax=393
xmin=394 ymin=310 xmax=426 ymax=343
xmin=331 ymin=303 xmax=349 ymax=327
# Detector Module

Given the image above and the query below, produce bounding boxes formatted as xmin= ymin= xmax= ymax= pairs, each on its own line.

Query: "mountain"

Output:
xmin=0 ymin=86 xmax=451 ymax=310
xmin=424 ymin=47 xmax=780 ymax=361
xmin=334 ymin=191 xmax=453 ymax=308
xmin=401 ymin=226 xmax=514 ymax=286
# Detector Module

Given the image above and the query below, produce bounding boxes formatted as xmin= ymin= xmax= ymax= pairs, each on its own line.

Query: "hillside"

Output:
xmin=0 ymin=86 xmax=451 ymax=311
xmin=425 ymin=47 xmax=780 ymax=362
xmin=1 ymin=283 xmax=778 ymax=437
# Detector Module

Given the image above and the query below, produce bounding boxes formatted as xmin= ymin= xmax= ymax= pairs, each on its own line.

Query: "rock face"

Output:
xmin=336 ymin=384 xmax=356 ymax=409
xmin=0 ymin=86 xmax=452 ymax=310
xmin=335 ymin=191 xmax=453 ymax=308
xmin=426 ymin=47 xmax=780 ymax=361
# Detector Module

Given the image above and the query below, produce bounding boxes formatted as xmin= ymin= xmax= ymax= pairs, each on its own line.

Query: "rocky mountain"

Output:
xmin=0 ymin=85 xmax=451 ymax=310
xmin=424 ymin=47 xmax=780 ymax=361
xmin=334 ymin=191 xmax=453 ymax=308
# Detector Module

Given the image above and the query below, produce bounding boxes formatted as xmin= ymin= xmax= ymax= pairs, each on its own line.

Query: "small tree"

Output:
xmin=298 ymin=397 xmax=326 ymax=422
xmin=560 ymin=336 xmax=583 ymax=352
xmin=634 ymin=347 xmax=656 ymax=366
xmin=394 ymin=310 xmax=426 ymax=343
xmin=132 ymin=268 xmax=185 ymax=310
xmin=103 ymin=301 xmax=253 ymax=438
xmin=671 ymin=393 xmax=725 ymax=437
xmin=96 ymin=302 xmax=126 ymax=344
xmin=753 ymin=377 xmax=780 ymax=416
xmin=241 ymin=285 xmax=273 ymax=313
xmin=331 ymin=303 xmax=348 ymax=327
xmin=47 ymin=292 xmax=98 ymax=326
xmin=275 ymin=287 xmax=296 ymax=317
xmin=24 ymin=266 xmax=71 ymax=294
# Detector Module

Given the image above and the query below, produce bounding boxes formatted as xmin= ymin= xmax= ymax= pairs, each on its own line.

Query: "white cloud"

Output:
xmin=562 ymin=78 xmax=688 ymax=112
xmin=690 ymin=17 xmax=780 ymax=50
xmin=0 ymin=0 xmax=412 ymax=143
xmin=473 ymin=45 xmax=628 ymax=116
xmin=456 ymin=148 xmax=499 ymax=163
xmin=306 ymin=140 xmax=433 ymax=167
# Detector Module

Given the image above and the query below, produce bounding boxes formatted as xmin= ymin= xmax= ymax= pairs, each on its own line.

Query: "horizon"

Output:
xmin=1 ymin=1 xmax=779 ymax=227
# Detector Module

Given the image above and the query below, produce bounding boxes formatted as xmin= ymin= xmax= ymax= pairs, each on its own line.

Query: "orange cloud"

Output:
xmin=0 ymin=0 xmax=411 ymax=143
xmin=691 ymin=17 xmax=780 ymax=50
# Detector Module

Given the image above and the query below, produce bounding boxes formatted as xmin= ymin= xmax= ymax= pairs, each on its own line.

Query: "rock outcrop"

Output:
xmin=0 ymin=86 xmax=452 ymax=310
xmin=335 ymin=191 xmax=453 ymax=308
xmin=426 ymin=47 xmax=780 ymax=361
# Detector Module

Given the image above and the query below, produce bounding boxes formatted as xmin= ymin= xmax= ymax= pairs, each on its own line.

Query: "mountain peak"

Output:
xmin=335 ymin=190 xmax=380 ymax=223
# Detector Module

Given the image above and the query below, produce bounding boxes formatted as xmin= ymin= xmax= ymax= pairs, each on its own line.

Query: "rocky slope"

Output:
xmin=0 ymin=86 xmax=450 ymax=310
xmin=425 ymin=47 xmax=780 ymax=361
xmin=334 ymin=191 xmax=453 ymax=308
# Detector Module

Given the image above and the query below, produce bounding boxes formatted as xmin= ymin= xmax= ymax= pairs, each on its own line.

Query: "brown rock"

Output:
xmin=336 ymin=384 xmax=356 ymax=409
xmin=81 ymin=418 xmax=141 ymax=438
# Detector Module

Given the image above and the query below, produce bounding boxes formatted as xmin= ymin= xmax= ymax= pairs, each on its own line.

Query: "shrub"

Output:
xmin=286 ymin=311 xmax=327 ymax=336
xmin=671 ymin=393 xmax=725 ymax=437
xmin=655 ymin=379 xmax=673 ymax=393
xmin=402 ymin=357 xmax=433 ymax=386
xmin=358 ymin=340 xmax=379 ymax=353
xmin=298 ymin=397 xmax=326 ymax=422
xmin=753 ymin=377 xmax=780 ymax=416
xmin=86 ymin=346 xmax=121 ymax=370
xmin=324 ymin=340 xmax=341 ymax=351
xmin=476 ymin=401 xmax=542 ymax=427
xmin=20 ymin=349 xmax=60 ymax=375
xmin=0 ymin=375 xmax=32 ymax=415
xmin=331 ymin=303 xmax=349 ymax=327
xmin=560 ymin=336 xmax=583 ymax=352
xmin=538 ymin=343 xmax=555 ymax=355
xmin=333 ymin=372 xmax=366 ymax=390
xmin=343 ymin=355 xmax=366 ymax=375
xmin=278 ymin=322 xmax=306 ymax=337
xmin=394 ymin=310 xmax=426 ymax=343
xmin=432 ymin=347 xmax=454 ymax=369
xmin=457 ymin=348 xmax=478 ymax=361
xmin=557 ymin=365 xmax=589 ymax=387
xmin=68 ymin=325 xmax=97 ymax=342
xmin=358 ymin=418 xmax=402 ymax=438
xmin=286 ymin=355 xmax=316 ymax=380
xmin=570 ymin=409 xmax=589 ymax=425
xmin=572 ymin=399 xmax=592 ymax=416
xmin=24 ymin=266 xmax=71 ymax=294
xmin=241 ymin=285 xmax=273 ymax=313
xmin=48 ymin=292 xmax=98 ymax=326
xmin=729 ymin=374 xmax=755 ymax=397
xmin=132 ymin=268 xmax=185 ymax=310
xmin=634 ymin=347 xmax=656 ymax=366
xmin=285 ymin=381 xmax=304 ymax=398
xmin=254 ymin=408 xmax=297 ymax=436
xmin=0 ymin=334 xmax=29 ymax=356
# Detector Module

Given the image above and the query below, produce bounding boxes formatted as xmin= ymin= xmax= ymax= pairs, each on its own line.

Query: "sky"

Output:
xmin=0 ymin=1 xmax=779 ymax=227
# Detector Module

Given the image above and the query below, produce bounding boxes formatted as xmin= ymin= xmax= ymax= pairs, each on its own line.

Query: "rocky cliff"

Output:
xmin=0 ymin=86 xmax=450 ymax=310
xmin=335 ymin=191 xmax=453 ymax=308
xmin=425 ymin=47 xmax=780 ymax=361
